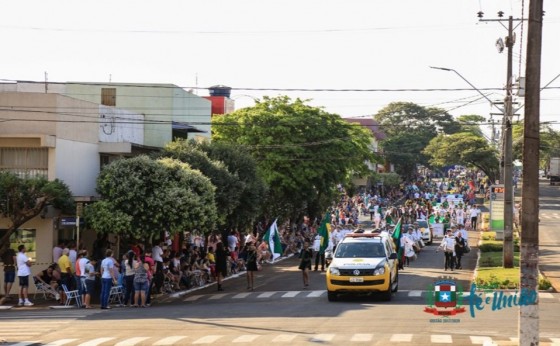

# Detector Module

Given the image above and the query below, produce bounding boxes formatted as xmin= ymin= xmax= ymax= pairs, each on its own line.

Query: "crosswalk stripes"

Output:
xmin=178 ymin=290 xmax=559 ymax=303
xmin=4 ymin=334 xmax=560 ymax=345
xmin=114 ymin=337 xmax=150 ymax=346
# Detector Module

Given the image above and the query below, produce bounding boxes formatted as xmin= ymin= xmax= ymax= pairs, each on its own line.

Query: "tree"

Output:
xmin=85 ymin=156 xmax=218 ymax=240
xmin=197 ymin=141 xmax=267 ymax=232
xmin=374 ymin=102 xmax=460 ymax=176
xmin=161 ymin=140 xmax=243 ymax=228
xmin=212 ymin=96 xmax=376 ymax=220
xmin=423 ymin=133 xmax=499 ymax=182
xmin=455 ymin=114 xmax=486 ymax=138
xmin=0 ymin=172 xmax=74 ymax=252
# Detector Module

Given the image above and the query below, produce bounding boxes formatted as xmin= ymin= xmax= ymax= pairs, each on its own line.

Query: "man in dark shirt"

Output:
xmin=1 ymin=247 xmax=16 ymax=302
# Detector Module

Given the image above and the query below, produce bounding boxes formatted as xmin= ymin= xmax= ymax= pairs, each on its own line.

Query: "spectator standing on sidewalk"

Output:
xmin=16 ymin=245 xmax=34 ymax=306
xmin=83 ymin=259 xmax=97 ymax=309
xmin=100 ymin=249 xmax=117 ymax=309
xmin=1 ymin=246 xmax=16 ymax=302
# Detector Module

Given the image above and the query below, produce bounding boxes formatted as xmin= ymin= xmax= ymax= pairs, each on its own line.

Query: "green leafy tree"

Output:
xmin=512 ymin=122 xmax=560 ymax=168
xmin=456 ymin=114 xmax=486 ymax=138
xmin=0 ymin=172 xmax=73 ymax=251
xmin=212 ymin=96 xmax=375 ymax=220
xmin=374 ymin=102 xmax=460 ymax=176
xmin=423 ymin=133 xmax=499 ymax=181
xmin=85 ymin=156 xmax=217 ymax=240
xmin=161 ymin=140 xmax=244 ymax=228
xmin=196 ymin=141 xmax=267 ymax=232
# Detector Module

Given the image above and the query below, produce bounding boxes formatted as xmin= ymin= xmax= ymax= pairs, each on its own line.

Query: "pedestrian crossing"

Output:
xmin=172 ymin=289 xmax=560 ymax=303
xmin=539 ymin=213 xmax=560 ymax=220
xmin=3 ymin=333 xmax=560 ymax=346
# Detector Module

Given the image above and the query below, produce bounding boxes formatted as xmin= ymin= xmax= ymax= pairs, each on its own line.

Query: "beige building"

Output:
xmin=0 ymin=82 xmax=211 ymax=296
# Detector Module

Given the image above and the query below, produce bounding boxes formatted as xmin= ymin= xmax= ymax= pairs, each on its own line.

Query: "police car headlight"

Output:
xmin=374 ymin=267 xmax=386 ymax=275
xmin=329 ymin=267 xmax=340 ymax=276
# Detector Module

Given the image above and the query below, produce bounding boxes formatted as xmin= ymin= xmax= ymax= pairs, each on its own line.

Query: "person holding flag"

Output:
xmin=263 ymin=219 xmax=283 ymax=262
xmin=391 ymin=218 xmax=404 ymax=270
xmin=314 ymin=212 xmax=332 ymax=271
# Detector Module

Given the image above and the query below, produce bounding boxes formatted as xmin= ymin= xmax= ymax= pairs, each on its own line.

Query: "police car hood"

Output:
xmin=332 ymin=257 xmax=386 ymax=268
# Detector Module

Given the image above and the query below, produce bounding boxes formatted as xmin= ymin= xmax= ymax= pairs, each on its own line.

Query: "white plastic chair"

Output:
xmin=109 ymin=285 xmax=124 ymax=306
xmin=61 ymin=284 xmax=82 ymax=308
xmin=34 ymin=280 xmax=58 ymax=301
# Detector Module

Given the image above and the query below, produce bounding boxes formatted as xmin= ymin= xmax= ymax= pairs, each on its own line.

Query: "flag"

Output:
xmin=391 ymin=218 xmax=403 ymax=259
xmin=318 ymin=212 xmax=332 ymax=253
xmin=428 ymin=214 xmax=435 ymax=224
xmin=263 ymin=219 xmax=283 ymax=261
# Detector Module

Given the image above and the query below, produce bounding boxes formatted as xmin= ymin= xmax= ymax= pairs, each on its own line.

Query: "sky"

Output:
xmin=2 ymin=0 xmax=560 ymax=135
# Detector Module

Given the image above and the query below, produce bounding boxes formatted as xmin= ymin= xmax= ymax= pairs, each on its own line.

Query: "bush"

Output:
xmin=479 ymin=242 xmax=520 ymax=252
xmin=475 ymin=273 xmax=518 ymax=289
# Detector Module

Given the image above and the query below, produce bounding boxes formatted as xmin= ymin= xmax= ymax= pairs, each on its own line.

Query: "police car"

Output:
xmin=325 ymin=231 xmax=399 ymax=302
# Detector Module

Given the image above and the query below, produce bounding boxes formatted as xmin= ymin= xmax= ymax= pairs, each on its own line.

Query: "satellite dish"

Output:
xmin=495 ymin=37 xmax=505 ymax=53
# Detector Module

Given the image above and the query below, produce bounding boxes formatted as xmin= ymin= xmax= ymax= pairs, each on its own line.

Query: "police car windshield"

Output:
xmin=335 ymin=242 xmax=385 ymax=258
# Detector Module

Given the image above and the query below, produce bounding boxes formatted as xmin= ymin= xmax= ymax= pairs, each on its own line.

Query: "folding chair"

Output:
xmin=61 ymin=284 xmax=82 ymax=308
xmin=34 ymin=280 xmax=59 ymax=301
xmin=109 ymin=285 xmax=124 ymax=306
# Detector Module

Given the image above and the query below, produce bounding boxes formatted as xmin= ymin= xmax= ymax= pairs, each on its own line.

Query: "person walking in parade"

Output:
xmin=215 ymin=242 xmax=228 ymax=291
xmin=245 ymin=241 xmax=258 ymax=290
xmin=437 ymin=230 xmax=456 ymax=271
xmin=299 ymin=241 xmax=313 ymax=288
xmin=454 ymin=232 xmax=466 ymax=269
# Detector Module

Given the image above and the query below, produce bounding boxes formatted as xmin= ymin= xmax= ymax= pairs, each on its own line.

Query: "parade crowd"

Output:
xmin=2 ymin=168 xmax=489 ymax=307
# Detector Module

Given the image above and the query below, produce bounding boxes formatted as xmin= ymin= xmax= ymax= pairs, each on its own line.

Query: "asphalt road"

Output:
xmin=3 ymin=188 xmax=560 ymax=345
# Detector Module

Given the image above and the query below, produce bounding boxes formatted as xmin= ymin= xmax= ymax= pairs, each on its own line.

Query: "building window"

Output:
xmin=101 ymin=88 xmax=116 ymax=106
xmin=0 ymin=229 xmax=37 ymax=263
xmin=0 ymin=148 xmax=48 ymax=178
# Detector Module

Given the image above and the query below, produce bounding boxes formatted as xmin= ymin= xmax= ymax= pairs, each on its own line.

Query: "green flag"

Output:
xmin=391 ymin=218 xmax=403 ymax=258
xmin=263 ymin=219 xmax=283 ymax=261
xmin=318 ymin=212 xmax=332 ymax=253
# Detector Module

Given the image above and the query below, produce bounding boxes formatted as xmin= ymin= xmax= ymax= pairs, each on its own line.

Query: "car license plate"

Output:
xmin=350 ymin=277 xmax=364 ymax=283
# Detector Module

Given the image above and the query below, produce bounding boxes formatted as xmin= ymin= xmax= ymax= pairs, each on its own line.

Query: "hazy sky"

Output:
xmin=2 ymin=0 xmax=559 ymax=130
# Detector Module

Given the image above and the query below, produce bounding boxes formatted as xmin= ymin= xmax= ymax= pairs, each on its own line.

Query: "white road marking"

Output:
xmin=114 ymin=337 xmax=151 ymax=346
xmin=350 ymin=333 xmax=373 ymax=342
xmin=431 ymin=334 xmax=453 ymax=343
xmin=77 ymin=337 xmax=115 ymax=346
xmin=45 ymin=339 xmax=79 ymax=346
xmin=192 ymin=335 xmax=223 ymax=344
xmin=282 ymin=291 xmax=300 ymax=298
xmin=232 ymin=293 xmax=252 ymax=299
xmin=184 ymin=295 xmax=204 ymax=302
xmin=257 ymin=292 xmax=275 ymax=298
xmin=310 ymin=334 xmax=335 ymax=342
xmin=306 ymin=290 xmax=325 ymax=297
xmin=470 ymin=336 xmax=494 ymax=344
xmin=232 ymin=335 xmax=260 ymax=342
xmin=153 ymin=336 xmax=188 ymax=345
xmin=272 ymin=334 xmax=297 ymax=342
xmin=408 ymin=290 xmax=422 ymax=297
xmin=6 ymin=342 xmax=41 ymax=346
xmin=390 ymin=334 xmax=413 ymax=342
xmin=539 ymin=292 xmax=554 ymax=299
xmin=209 ymin=293 xmax=228 ymax=300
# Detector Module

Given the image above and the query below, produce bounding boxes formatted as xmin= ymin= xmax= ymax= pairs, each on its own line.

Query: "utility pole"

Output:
xmin=520 ymin=0 xmax=543 ymax=344
xmin=503 ymin=15 xmax=515 ymax=268
xmin=478 ymin=12 xmax=520 ymax=268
